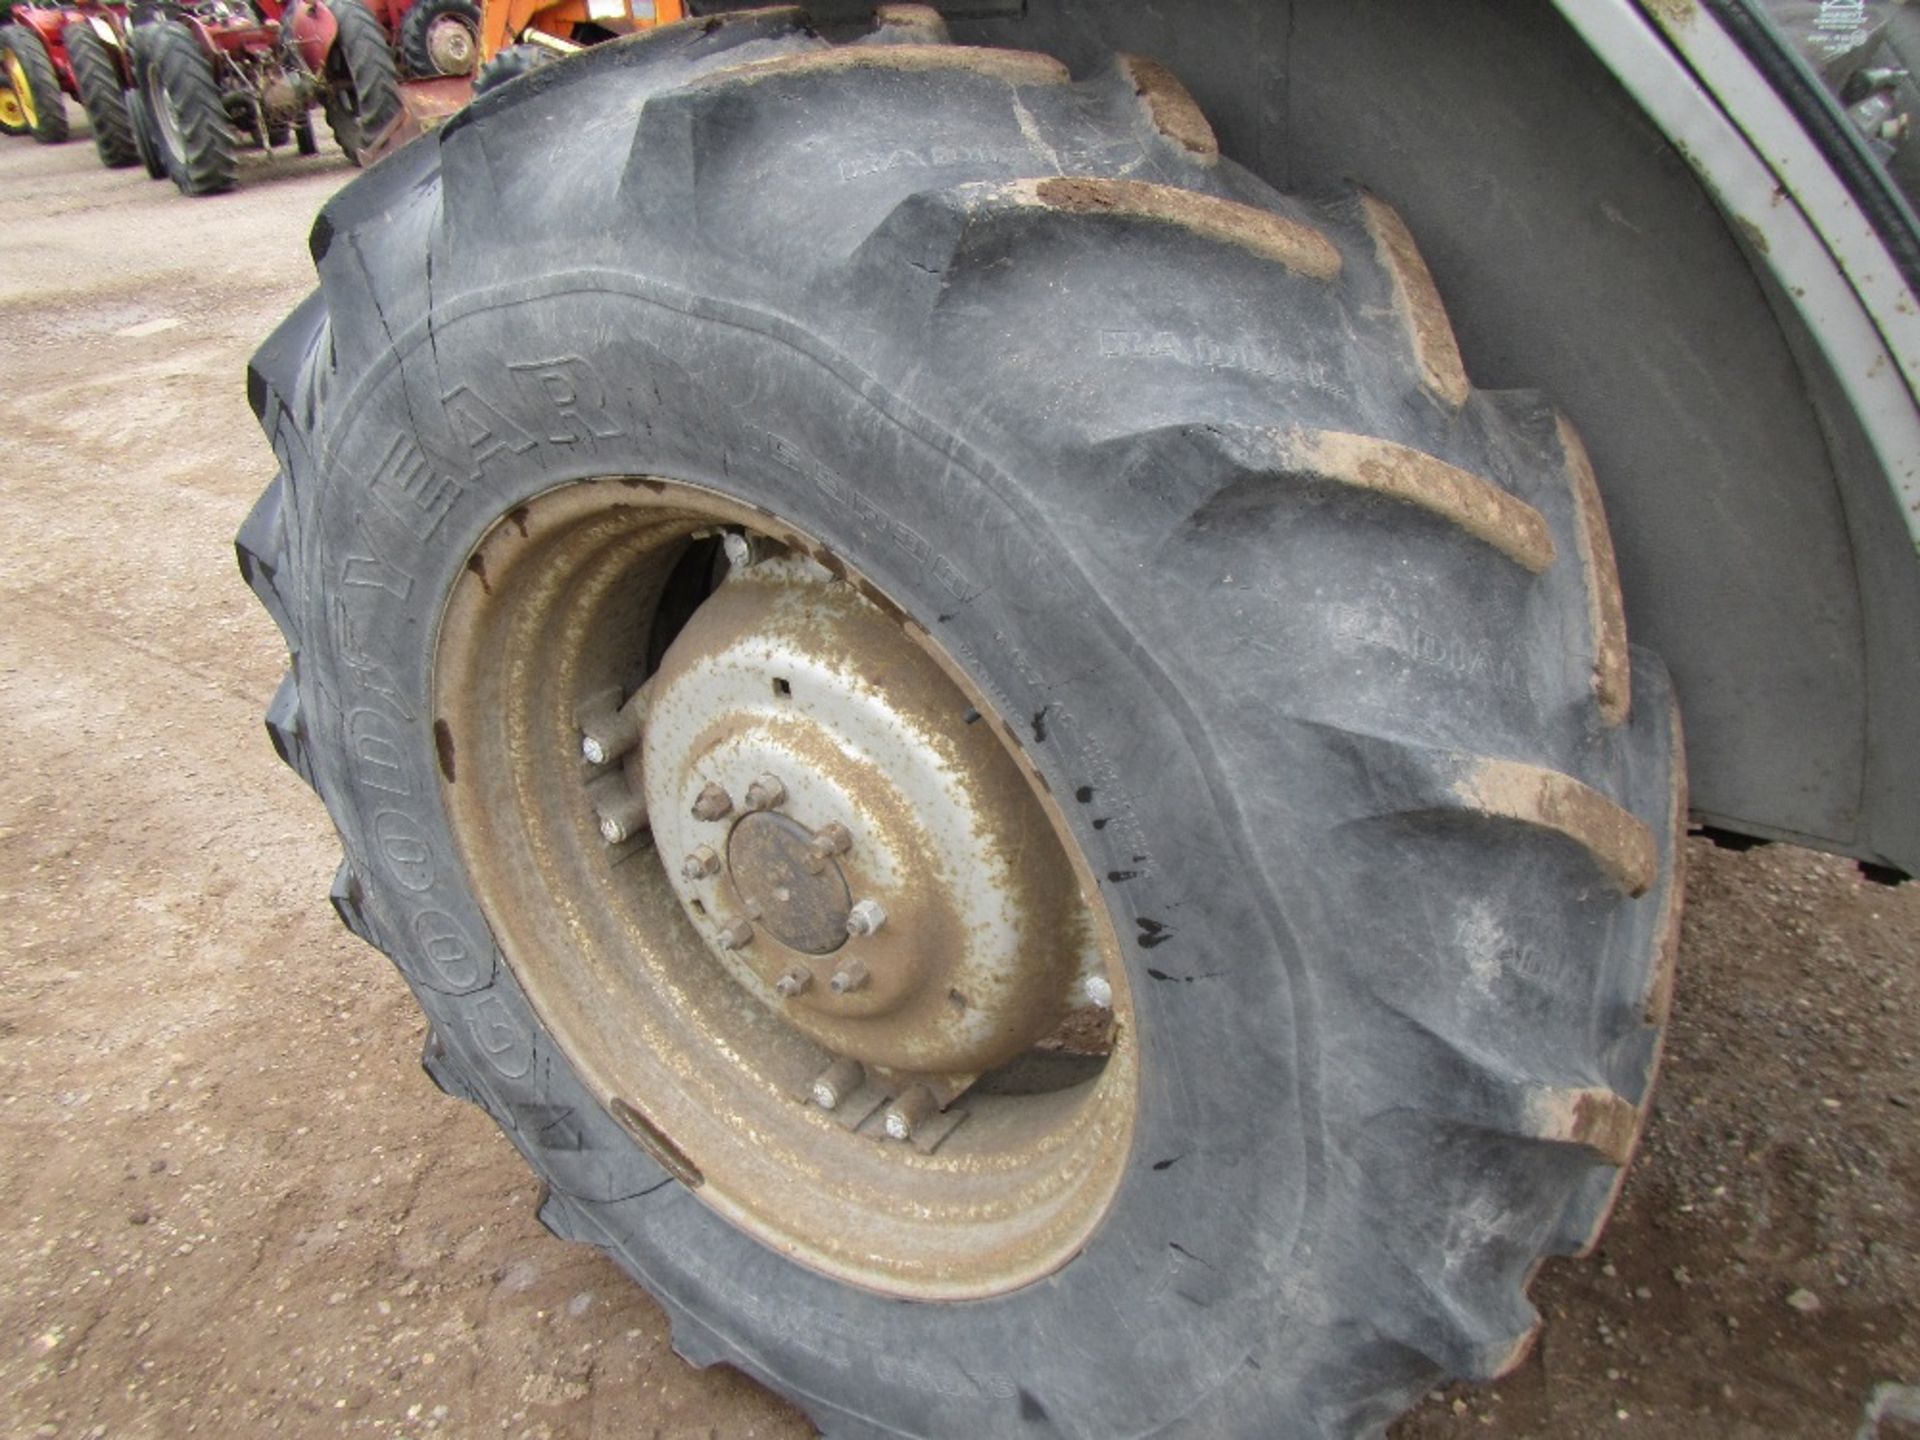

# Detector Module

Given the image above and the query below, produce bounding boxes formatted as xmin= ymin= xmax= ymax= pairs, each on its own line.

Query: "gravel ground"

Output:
xmin=1 ymin=121 xmax=1915 ymax=1440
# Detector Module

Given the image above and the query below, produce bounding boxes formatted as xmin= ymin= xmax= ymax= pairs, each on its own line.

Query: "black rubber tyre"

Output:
xmin=61 ymin=21 xmax=137 ymax=166
xmin=469 ymin=40 xmax=548 ymax=96
xmin=142 ymin=19 xmax=236 ymax=194
xmin=322 ymin=0 xmax=399 ymax=164
xmin=239 ymin=14 xmax=1685 ymax=1437
xmin=2 ymin=25 xmax=68 ymax=143
xmin=123 ymin=77 xmax=167 ymax=180
xmin=397 ymin=0 xmax=478 ymax=77
xmin=293 ymin=110 xmax=315 ymax=155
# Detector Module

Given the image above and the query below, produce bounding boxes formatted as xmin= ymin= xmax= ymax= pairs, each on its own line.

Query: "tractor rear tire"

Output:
xmin=2 ymin=26 xmax=68 ymax=144
xmin=143 ymin=20 xmax=236 ymax=194
xmin=397 ymin=0 xmax=479 ymax=77
xmin=323 ymin=0 xmax=400 ymax=164
xmin=240 ymin=16 xmax=1685 ymax=1437
xmin=62 ymin=21 xmax=137 ymax=168
xmin=123 ymin=78 xmax=167 ymax=180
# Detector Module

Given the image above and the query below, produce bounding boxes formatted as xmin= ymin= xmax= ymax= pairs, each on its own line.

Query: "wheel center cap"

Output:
xmin=727 ymin=812 xmax=850 ymax=955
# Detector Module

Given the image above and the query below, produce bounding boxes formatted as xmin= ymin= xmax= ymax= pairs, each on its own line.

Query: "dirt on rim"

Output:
xmin=1 ymin=125 xmax=1916 ymax=1440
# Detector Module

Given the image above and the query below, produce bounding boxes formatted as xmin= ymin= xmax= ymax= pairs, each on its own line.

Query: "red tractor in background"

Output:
xmin=1 ymin=2 xmax=147 ymax=170
xmin=127 ymin=0 xmax=401 ymax=193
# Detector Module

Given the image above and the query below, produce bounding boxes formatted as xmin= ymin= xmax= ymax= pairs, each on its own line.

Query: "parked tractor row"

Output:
xmin=0 ymin=0 xmax=477 ymax=192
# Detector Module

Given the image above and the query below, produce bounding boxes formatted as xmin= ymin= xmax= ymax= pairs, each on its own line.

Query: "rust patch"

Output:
xmin=1282 ymin=428 xmax=1554 ymax=572
xmin=872 ymin=3 xmax=950 ymax=42
xmin=1453 ymin=758 xmax=1657 ymax=897
xmin=464 ymin=551 xmax=489 ymax=594
xmin=433 ymin=719 xmax=457 ymax=784
xmin=1556 ymin=415 xmax=1632 ymax=727
xmin=1641 ymin=0 xmax=1700 ymax=32
xmin=1643 ymin=694 xmax=1689 ymax=1025
xmin=1024 ymin=178 xmax=1340 ymax=279
xmin=1359 ymin=193 xmax=1470 ymax=409
xmin=693 ymin=42 xmax=1067 ymax=91
xmin=1116 ymin=54 xmax=1218 ymax=164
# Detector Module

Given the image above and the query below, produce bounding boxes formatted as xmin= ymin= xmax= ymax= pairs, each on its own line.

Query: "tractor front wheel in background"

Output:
xmin=61 ymin=21 xmax=138 ymax=166
xmin=397 ymin=0 xmax=479 ymax=77
xmin=469 ymin=41 xmax=550 ymax=96
xmin=142 ymin=20 xmax=237 ymax=194
xmin=241 ymin=14 xmax=1686 ymax=1437
xmin=322 ymin=0 xmax=400 ymax=164
xmin=293 ymin=111 xmax=316 ymax=155
xmin=2 ymin=26 xmax=69 ymax=144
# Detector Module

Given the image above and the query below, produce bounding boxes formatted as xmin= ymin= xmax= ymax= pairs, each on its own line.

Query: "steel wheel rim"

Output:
xmin=6 ymin=53 xmax=37 ymax=130
xmin=148 ymin=71 xmax=185 ymax=162
xmin=0 ymin=82 xmax=24 ymax=131
xmin=424 ymin=15 xmax=475 ymax=75
xmin=434 ymin=477 xmax=1138 ymax=1300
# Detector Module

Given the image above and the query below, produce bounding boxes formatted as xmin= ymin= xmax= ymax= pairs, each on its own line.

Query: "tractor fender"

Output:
xmin=288 ymin=0 xmax=338 ymax=75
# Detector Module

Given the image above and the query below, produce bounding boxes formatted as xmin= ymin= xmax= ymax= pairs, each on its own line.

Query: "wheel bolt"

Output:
xmin=744 ymin=773 xmax=786 ymax=812
xmin=774 ymin=966 xmax=813 ymax=998
xmin=723 ymin=531 xmax=761 ymax=569
xmin=691 ymin=782 xmax=733 ymax=822
xmin=845 ymin=898 xmax=887 ymax=938
xmin=883 ymin=1084 xmax=938 ymax=1142
xmin=1085 ymin=974 xmax=1113 ymax=1009
xmin=578 ymin=689 xmax=646 ymax=766
xmin=810 ymin=1057 xmax=864 ymax=1111
xmin=805 ymin=822 xmax=853 ymax=872
xmin=595 ymin=789 xmax=649 ymax=845
xmin=681 ymin=845 xmax=721 ymax=881
xmin=828 ymin=957 xmax=870 ymax=995
xmin=716 ymin=920 xmax=754 ymax=951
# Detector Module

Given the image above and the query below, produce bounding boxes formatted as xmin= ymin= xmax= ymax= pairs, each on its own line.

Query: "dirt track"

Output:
xmin=1 ymin=124 xmax=1916 ymax=1440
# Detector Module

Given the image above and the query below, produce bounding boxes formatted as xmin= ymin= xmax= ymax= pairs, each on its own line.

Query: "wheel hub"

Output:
xmin=426 ymin=17 xmax=476 ymax=75
xmin=644 ymin=555 xmax=1085 ymax=1076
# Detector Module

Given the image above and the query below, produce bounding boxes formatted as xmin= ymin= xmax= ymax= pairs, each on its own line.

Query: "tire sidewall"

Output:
xmin=289 ymin=280 xmax=1318 ymax=1435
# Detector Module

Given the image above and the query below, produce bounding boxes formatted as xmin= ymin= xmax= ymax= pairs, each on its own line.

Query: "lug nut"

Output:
xmin=577 ymin=688 xmax=647 ymax=766
xmin=1085 ymin=974 xmax=1113 ymax=1009
xmin=743 ymin=772 xmax=786 ymax=812
xmin=810 ymin=1057 xmax=865 ymax=1111
xmin=805 ymin=822 xmax=853 ymax=872
xmin=723 ymin=530 xmax=761 ymax=569
xmin=595 ymin=789 xmax=649 ymax=845
xmin=681 ymin=845 xmax=721 ymax=881
xmin=774 ymin=966 xmax=813 ymax=999
xmin=828 ymin=957 xmax=870 ymax=995
xmin=691 ymin=783 xmax=733 ymax=822
xmin=845 ymin=898 xmax=887 ymax=938
xmin=883 ymin=1084 xmax=939 ymax=1142
xmin=716 ymin=920 xmax=754 ymax=951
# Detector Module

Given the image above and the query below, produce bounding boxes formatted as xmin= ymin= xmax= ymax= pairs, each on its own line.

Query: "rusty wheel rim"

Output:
xmin=423 ymin=16 xmax=475 ymax=76
xmin=434 ymin=477 xmax=1138 ymax=1299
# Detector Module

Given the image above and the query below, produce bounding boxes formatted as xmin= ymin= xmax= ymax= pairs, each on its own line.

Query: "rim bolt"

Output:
xmin=723 ymin=530 xmax=762 ymax=569
xmin=681 ymin=845 xmax=721 ymax=881
xmin=828 ymin=957 xmax=870 ymax=995
xmin=595 ymin=789 xmax=649 ymax=845
xmin=577 ymin=688 xmax=647 ymax=766
xmin=883 ymin=1084 xmax=939 ymax=1142
xmin=691 ymin=783 xmax=733 ymax=822
xmin=1085 ymin=974 xmax=1113 ymax=1009
xmin=743 ymin=773 xmax=786 ymax=812
xmin=810 ymin=1056 xmax=864 ymax=1111
xmin=774 ymin=966 xmax=813 ymax=999
xmin=805 ymin=822 xmax=853 ymax=872
xmin=716 ymin=920 xmax=754 ymax=951
xmin=845 ymin=899 xmax=887 ymax=938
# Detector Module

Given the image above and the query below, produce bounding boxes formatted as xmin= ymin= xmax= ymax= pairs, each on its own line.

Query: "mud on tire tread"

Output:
xmin=242 ymin=14 xmax=1684 ymax=1437
xmin=61 ymin=21 xmax=137 ymax=167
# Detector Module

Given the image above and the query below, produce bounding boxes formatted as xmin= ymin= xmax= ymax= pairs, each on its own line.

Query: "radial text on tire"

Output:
xmin=238 ymin=12 xmax=1686 ymax=1438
